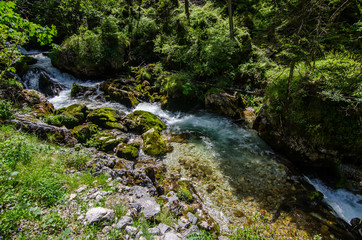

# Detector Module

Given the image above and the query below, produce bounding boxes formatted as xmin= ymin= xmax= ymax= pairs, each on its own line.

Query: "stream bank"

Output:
xmin=3 ymin=51 xmax=361 ymax=239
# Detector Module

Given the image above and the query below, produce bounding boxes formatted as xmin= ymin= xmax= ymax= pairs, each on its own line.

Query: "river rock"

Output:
xmin=101 ymin=79 xmax=140 ymax=108
xmin=87 ymin=108 xmax=126 ymax=131
xmin=205 ymin=89 xmax=245 ymax=119
xmin=116 ymin=143 xmax=139 ymax=160
xmin=38 ymin=71 xmax=65 ymax=97
xmin=71 ymin=123 xmax=99 ymax=143
xmin=70 ymin=83 xmax=97 ymax=98
xmin=85 ymin=207 xmax=115 ymax=225
xmin=21 ymin=89 xmax=54 ymax=116
xmin=124 ymin=110 xmax=166 ymax=134
xmin=142 ymin=128 xmax=166 ymax=156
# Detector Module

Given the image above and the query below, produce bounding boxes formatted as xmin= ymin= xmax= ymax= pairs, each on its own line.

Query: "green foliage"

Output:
xmin=60 ymin=149 xmax=91 ymax=170
xmin=265 ymin=52 xmax=361 ymax=160
xmin=43 ymin=113 xmax=79 ymax=128
xmin=0 ymin=1 xmax=56 ymax=82
xmin=0 ymin=99 xmax=14 ymax=120
xmin=154 ymin=3 xmax=251 ymax=80
xmin=155 ymin=208 xmax=176 ymax=227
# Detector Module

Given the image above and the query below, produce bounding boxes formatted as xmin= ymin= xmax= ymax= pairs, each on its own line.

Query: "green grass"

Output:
xmin=0 ymin=124 xmax=94 ymax=238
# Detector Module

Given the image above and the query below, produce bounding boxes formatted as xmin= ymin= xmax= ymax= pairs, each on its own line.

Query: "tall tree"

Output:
xmin=227 ymin=0 xmax=234 ymax=39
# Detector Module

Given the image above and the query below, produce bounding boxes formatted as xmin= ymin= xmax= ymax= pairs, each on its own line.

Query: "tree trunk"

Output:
xmin=185 ymin=0 xmax=190 ymax=21
xmin=284 ymin=60 xmax=295 ymax=116
xmin=227 ymin=0 xmax=234 ymax=39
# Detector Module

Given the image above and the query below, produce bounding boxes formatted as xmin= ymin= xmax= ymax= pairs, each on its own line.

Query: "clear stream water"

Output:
xmin=21 ymin=52 xmax=362 ymax=235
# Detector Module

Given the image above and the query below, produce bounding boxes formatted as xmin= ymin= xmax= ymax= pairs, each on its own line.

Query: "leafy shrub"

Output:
xmin=265 ymin=52 xmax=362 ymax=161
xmin=60 ymin=149 xmax=91 ymax=170
xmin=0 ymin=100 xmax=14 ymax=120
xmin=154 ymin=3 xmax=251 ymax=81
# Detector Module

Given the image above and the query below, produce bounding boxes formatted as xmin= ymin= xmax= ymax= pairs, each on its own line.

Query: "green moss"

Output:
xmin=176 ymin=180 xmax=194 ymax=204
xmin=43 ymin=113 xmax=81 ymax=129
xmin=86 ymin=132 xmax=124 ymax=152
xmin=71 ymin=123 xmax=99 ymax=143
xmin=141 ymin=128 xmax=166 ymax=156
xmin=70 ymin=83 xmax=85 ymax=98
xmin=125 ymin=110 xmax=166 ymax=134
xmin=116 ymin=143 xmax=139 ymax=160
xmin=87 ymin=108 xmax=125 ymax=130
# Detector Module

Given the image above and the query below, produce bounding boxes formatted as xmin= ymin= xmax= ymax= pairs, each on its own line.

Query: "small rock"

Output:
xmin=75 ymin=185 xmax=88 ymax=193
xmin=184 ymin=225 xmax=200 ymax=236
xmin=125 ymin=226 xmax=138 ymax=236
xmin=95 ymin=195 xmax=103 ymax=201
xmin=187 ymin=212 xmax=198 ymax=225
xmin=218 ymin=236 xmax=230 ymax=240
xmin=162 ymin=231 xmax=182 ymax=240
xmin=158 ymin=223 xmax=171 ymax=235
xmin=148 ymin=227 xmax=160 ymax=235
xmin=85 ymin=207 xmax=115 ymax=225
xmin=69 ymin=193 xmax=77 ymax=201
xmin=115 ymin=216 xmax=134 ymax=230
xmin=199 ymin=221 xmax=212 ymax=231
xmin=178 ymin=216 xmax=190 ymax=228
xmin=102 ymin=226 xmax=111 ymax=234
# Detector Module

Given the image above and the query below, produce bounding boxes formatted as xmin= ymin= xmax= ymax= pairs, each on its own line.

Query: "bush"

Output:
xmin=154 ymin=3 xmax=251 ymax=81
xmin=264 ymin=52 xmax=362 ymax=161
xmin=0 ymin=100 xmax=14 ymax=120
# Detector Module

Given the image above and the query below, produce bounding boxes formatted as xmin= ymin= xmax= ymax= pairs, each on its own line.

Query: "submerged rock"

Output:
xmin=38 ymin=71 xmax=65 ymax=97
xmin=124 ymin=110 xmax=166 ymax=134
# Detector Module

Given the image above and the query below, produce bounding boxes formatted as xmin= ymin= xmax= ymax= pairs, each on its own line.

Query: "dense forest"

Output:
xmin=0 ymin=0 xmax=361 ymax=239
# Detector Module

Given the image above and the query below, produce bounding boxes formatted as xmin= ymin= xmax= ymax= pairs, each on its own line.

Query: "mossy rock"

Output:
xmin=56 ymin=104 xmax=88 ymax=123
xmin=116 ymin=143 xmax=139 ymax=161
xmin=44 ymin=113 xmax=81 ymax=129
xmin=70 ymin=83 xmax=86 ymax=98
xmin=86 ymin=132 xmax=124 ymax=152
xmin=87 ymin=108 xmax=126 ymax=130
xmin=176 ymin=180 xmax=194 ymax=204
xmin=205 ymin=88 xmax=244 ymax=119
xmin=124 ymin=110 xmax=166 ymax=134
xmin=141 ymin=128 xmax=166 ymax=156
xmin=71 ymin=123 xmax=99 ymax=143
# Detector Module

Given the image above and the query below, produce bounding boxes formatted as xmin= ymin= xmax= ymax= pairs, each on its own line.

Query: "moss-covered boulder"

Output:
xmin=124 ymin=110 xmax=166 ymax=134
xmin=14 ymin=56 xmax=37 ymax=77
xmin=46 ymin=104 xmax=88 ymax=128
xmin=87 ymin=108 xmax=126 ymax=131
xmin=141 ymin=128 xmax=166 ymax=156
xmin=71 ymin=123 xmax=99 ymax=143
xmin=205 ymin=88 xmax=245 ymax=119
xmin=87 ymin=132 xmax=124 ymax=152
xmin=116 ymin=143 xmax=139 ymax=160
xmin=100 ymin=80 xmax=140 ymax=108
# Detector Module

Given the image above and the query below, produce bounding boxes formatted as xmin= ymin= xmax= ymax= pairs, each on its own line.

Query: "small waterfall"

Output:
xmin=306 ymin=177 xmax=362 ymax=223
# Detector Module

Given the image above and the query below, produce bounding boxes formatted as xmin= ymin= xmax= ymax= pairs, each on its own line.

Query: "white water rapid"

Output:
xmin=21 ymin=52 xmax=362 ymax=229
